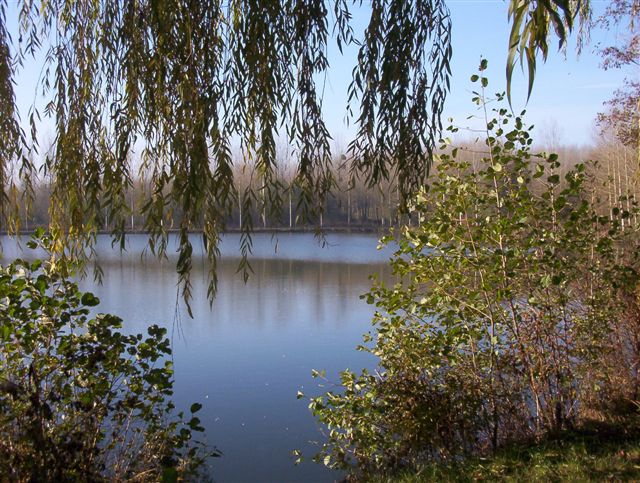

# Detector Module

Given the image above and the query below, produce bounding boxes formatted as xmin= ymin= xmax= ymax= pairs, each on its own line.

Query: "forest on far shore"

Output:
xmin=7 ymin=132 xmax=638 ymax=234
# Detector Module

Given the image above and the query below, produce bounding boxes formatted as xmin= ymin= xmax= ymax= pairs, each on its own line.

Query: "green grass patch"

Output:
xmin=376 ymin=420 xmax=640 ymax=482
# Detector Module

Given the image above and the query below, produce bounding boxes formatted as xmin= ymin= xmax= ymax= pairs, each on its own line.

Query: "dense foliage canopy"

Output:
xmin=0 ymin=0 xmax=588 ymax=305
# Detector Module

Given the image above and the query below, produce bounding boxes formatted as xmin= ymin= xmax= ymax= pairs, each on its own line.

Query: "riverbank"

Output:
xmin=376 ymin=419 xmax=640 ymax=482
xmin=0 ymin=225 xmax=391 ymax=236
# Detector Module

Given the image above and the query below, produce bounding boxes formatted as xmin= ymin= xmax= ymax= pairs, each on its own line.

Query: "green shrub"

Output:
xmin=0 ymin=230 xmax=217 ymax=481
xmin=308 ymin=66 xmax=640 ymax=478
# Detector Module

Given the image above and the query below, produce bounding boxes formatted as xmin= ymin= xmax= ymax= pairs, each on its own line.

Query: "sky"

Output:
xmin=444 ymin=0 xmax=634 ymax=146
xmin=6 ymin=0 xmax=637 ymax=152
xmin=322 ymin=0 xmax=636 ymax=149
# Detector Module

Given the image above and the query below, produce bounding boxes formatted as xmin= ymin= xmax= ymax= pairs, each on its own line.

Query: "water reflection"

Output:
xmin=0 ymin=233 xmax=394 ymax=482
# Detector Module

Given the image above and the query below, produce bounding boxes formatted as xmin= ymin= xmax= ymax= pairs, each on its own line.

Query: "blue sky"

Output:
xmin=444 ymin=0 xmax=633 ymax=146
xmin=7 ymin=1 xmax=635 ymax=150
xmin=323 ymin=0 xmax=635 ymax=149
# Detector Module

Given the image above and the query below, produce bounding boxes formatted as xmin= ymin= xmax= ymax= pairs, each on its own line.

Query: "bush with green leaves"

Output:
xmin=0 ymin=230 xmax=217 ymax=481
xmin=308 ymin=68 xmax=640 ymax=477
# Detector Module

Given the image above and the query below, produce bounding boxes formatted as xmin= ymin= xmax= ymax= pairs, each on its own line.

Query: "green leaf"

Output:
xmin=81 ymin=293 xmax=100 ymax=307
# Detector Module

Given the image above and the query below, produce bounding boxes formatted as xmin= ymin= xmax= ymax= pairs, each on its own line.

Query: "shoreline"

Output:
xmin=1 ymin=225 xmax=394 ymax=237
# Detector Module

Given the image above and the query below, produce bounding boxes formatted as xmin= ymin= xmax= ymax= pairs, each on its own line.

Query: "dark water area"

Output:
xmin=1 ymin=233 xmax=395 ymax=482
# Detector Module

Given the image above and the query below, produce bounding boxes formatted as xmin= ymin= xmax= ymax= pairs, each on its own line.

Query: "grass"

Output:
xmin=375 ymin=420 xmax=640 ymax=482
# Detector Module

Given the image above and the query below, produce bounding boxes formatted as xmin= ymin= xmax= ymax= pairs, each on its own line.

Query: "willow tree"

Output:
xmin=0 ymin=0 xmax=588 ymax=308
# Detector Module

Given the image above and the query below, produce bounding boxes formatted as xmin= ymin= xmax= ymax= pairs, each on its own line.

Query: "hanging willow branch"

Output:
xmin=0 ymin=0 xmax=453 ymax=310
xmin=0 ymin=0 xmax=590 ymax=310
xmin=506 ymin=0 xmax=590 ymax=105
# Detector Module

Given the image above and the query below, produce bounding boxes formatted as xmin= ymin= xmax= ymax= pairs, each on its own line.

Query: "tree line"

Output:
xmin=7 ymin=133 xmax=636 ymax=235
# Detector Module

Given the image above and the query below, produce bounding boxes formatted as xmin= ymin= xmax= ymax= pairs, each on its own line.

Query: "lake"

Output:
xmin=1 ymin=232 xmax=395 ymax=482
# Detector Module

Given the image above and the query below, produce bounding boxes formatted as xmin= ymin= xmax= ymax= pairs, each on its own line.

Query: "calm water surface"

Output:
xmin=1 ymin=233 xmax=395 ymax=482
